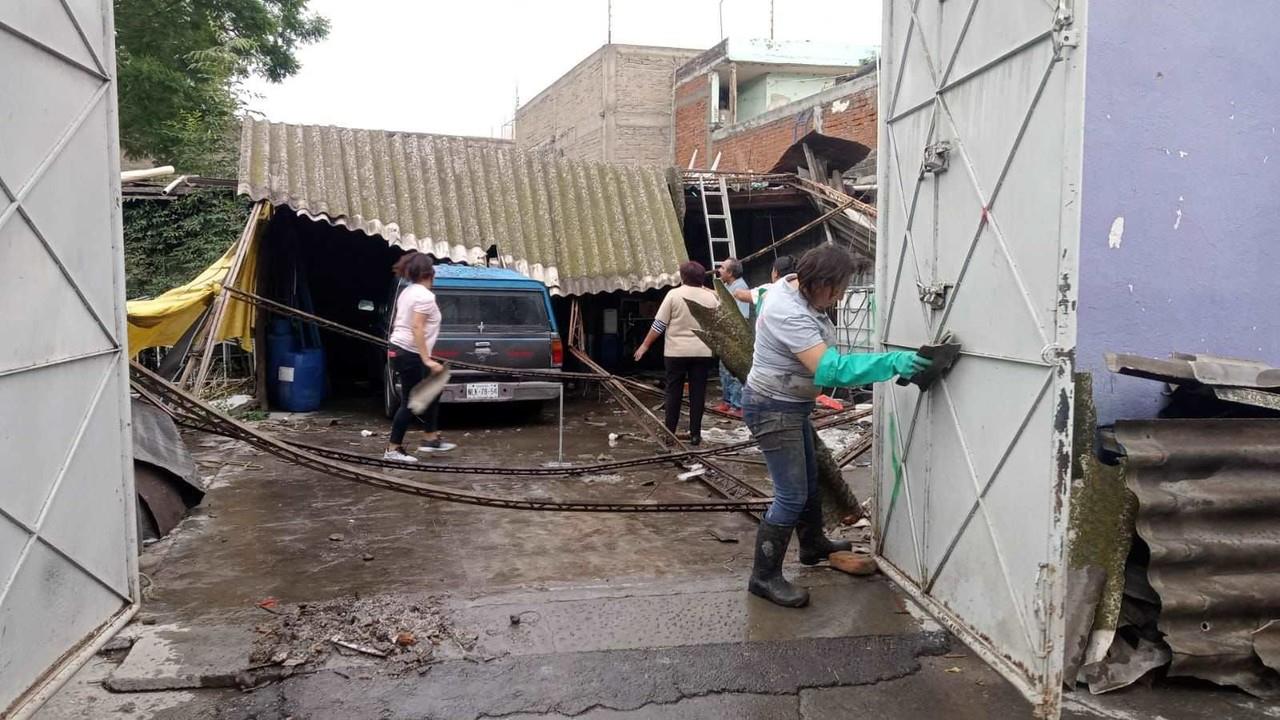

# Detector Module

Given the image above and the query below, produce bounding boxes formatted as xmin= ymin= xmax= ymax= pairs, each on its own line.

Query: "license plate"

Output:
xmin=466 ymin=383 xmax=500 ymax=400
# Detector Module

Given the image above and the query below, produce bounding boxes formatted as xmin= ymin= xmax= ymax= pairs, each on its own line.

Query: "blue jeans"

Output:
xmin=719 ymin=362 xmax=743 ymax=409
xmin=742 ymin=386 xmax=817 ymax=526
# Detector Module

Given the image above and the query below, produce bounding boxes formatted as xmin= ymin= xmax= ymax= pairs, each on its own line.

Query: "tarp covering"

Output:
xmin=237 ymin=118 xmax=689 ymax=296
xmin=126 ymin=206 xmax=263 ymax=355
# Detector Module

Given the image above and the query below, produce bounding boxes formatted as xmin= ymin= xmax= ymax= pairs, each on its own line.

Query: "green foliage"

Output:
xmin=123 ymin=190 xmax=253 ymax=300
xmin=115 ymin=0 xmax=329 ymax=174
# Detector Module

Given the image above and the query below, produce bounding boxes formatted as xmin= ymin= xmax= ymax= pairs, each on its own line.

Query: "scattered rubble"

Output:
xmin=211 ymin=394 xmax=255 ymax=412
xmin=250 ymin=595 xmax=453 ymax=674
xmin=677 ymin=466 xmax=707 ymax=481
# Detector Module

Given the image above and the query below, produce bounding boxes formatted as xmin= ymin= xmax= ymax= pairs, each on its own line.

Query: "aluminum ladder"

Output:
xmin=699 ymin=176 xmax=737 ymax=269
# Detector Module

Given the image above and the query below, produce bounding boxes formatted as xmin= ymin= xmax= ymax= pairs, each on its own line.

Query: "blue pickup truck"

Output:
xmin=383 ymin=264 xmax=563 ymax=417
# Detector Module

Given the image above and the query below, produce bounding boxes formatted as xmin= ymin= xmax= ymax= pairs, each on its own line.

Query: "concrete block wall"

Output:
xmin=613 ymin=46 xmax=701 ymax=165
xmin=676 ymin=72 xmax=877 ymax=172
xmin=514 ymin=50 xmax=605 ymax=160
xmin=515 ymin=45 xmax=698 ymax=165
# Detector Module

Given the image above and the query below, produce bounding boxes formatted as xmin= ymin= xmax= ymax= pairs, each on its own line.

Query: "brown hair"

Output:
xmin=679 ymin=260 xmax=706 ymax=287
xmin=795 ymin=244 xmax=865 ymax=303
xmin=393 ymin=250 xmax=435 ymax=283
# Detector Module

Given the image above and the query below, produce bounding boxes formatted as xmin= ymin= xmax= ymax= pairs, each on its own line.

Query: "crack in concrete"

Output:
xmin=220 ymin=632 xmax=948 ymax=720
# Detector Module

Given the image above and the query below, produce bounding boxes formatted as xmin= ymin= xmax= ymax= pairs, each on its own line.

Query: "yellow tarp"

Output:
xmin=126 ymin=205 xmax=264 ymax=356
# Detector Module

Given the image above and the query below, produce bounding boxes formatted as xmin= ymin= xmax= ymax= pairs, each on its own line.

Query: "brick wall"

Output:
xmin=673 ymin=76 xmax=711 ymax=168
xmin=699 ymin=72 xmax=878 ymax=172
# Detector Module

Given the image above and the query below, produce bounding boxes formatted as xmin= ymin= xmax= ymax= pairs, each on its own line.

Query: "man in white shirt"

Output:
xmin=715 ymin=258 xmax=749 ymax=417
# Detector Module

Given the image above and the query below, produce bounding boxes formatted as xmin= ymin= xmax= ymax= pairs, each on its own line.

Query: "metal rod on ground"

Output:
xmin=174 ymin=405 xmax=868 ymax=477
xmin=569 ymin=342 xmax=765 ymax=518
xmin=130 ymin=360 xmax=772 ymax=513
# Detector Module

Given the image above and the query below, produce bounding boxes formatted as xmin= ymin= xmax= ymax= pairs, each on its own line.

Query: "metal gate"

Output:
xmin=0 ymin=1 xmax=137 ymax=716
xmin=874 ymin=0 xmax=1083 ymax=712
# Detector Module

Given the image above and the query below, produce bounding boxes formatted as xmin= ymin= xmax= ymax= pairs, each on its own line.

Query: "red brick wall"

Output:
xmin=699 ymin=78 xmax=877 ymax=173
xmin=673 ymin=76 xmax=710 ymax=168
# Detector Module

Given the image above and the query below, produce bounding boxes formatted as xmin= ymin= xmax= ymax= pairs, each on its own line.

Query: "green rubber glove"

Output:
xmin=814 ymin=348 xmax=932 ymax=387
xmin=888 ymin=351 xmax=932 ymax=378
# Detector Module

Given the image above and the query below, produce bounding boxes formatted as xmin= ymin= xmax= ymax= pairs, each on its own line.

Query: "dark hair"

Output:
xmin=393 ymin=250 xmax=436 ymax=283
xmin=796 ymin=245 xmax=864 ymax=303
xmin=720 ymin=257 xmax=743 ymax=279
xmin=679 ymin=260 xmax=706 ymax=286
xmin=772 ymin=255 xmax=796 ymax=277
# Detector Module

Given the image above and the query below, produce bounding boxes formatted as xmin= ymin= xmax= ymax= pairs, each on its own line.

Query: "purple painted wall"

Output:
xmin=1078 ymin=1 xmax=1280 ymax=424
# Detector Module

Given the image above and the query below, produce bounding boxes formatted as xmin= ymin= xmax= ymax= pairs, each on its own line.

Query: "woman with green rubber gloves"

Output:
xmin=743 ymin=243 xmax=930 ymax=608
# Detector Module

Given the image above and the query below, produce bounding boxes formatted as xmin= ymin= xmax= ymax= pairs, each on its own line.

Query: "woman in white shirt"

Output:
xmin=385 ymin=251 xmax=454 ymax=462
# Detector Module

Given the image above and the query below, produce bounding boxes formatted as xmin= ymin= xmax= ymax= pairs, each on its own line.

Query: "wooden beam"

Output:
xmin=738 ymin=196 xmax=857 ymax=265
xmin=188 ymin=201 xmax=266 ymax=394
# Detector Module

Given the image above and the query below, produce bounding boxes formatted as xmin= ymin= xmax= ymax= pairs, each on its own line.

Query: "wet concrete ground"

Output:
xmin=35 ymin=393 xmax=1280 ymax=719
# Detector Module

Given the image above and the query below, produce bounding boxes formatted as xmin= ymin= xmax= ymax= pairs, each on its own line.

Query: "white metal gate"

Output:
xmin=0 ymin=1 xmax=137 ymax=716
xmin=875 ymin=0 xmax=1083 ymax=712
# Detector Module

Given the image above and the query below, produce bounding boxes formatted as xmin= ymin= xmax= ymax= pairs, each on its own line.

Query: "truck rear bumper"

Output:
xmin=441 ymin=380 xmax=562 ymax=404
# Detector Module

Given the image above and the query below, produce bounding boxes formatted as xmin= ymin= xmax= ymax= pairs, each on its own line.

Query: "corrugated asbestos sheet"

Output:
xmin=238 ymin=118 xmax=688 ymax=296
xmin=1114 ymin=419 xmax=1280 ymax=697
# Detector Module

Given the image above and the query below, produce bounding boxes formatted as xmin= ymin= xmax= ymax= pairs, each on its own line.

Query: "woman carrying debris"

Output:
xmin=385 ymin=251 xmax=455 ymax=462
xmin=633 ymin=260 xmax=718 ymax=445
xmin=744 ymin=244 xmax=929 ymax=608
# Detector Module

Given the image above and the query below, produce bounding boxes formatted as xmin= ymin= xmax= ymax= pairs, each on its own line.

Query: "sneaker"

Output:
xmin=383 ymin=448 xmax=418 ymax=463
xmin=417 ymin=438 xmax=457 ymax=453
xmin=714 ymin=401 xmax=733 ymax=413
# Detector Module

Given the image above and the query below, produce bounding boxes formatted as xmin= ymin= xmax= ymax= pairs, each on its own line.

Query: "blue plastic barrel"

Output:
xmin=266 ymin=321 xmax=298 ymax=405
xmin=276 ymin=348 xmax=325 ymax=412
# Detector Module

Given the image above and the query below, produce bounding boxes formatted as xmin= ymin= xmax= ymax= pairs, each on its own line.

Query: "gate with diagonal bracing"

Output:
xmin=874 ymin=0 xmax=1084 ymax=714
xmin=0 ymin=2 xmax=138 ymax=716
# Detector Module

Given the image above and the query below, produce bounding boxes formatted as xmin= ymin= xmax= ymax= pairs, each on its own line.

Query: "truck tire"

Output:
xmin=383 ymin=362 xmax=399 ymax=419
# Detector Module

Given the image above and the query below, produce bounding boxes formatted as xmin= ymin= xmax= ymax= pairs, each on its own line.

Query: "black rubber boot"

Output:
xmin=747 ymin=521 xmax=810 ymax=608
xmin=797 ymin=498 xmax=852 ymax=566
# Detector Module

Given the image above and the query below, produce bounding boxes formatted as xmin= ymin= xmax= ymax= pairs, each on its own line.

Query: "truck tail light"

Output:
xmin=551 ymin=337 xmax=564 ymax=367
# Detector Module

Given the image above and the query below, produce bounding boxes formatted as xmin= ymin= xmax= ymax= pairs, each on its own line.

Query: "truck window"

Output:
xmin=436 ymin=290 xmax=549 ymax=329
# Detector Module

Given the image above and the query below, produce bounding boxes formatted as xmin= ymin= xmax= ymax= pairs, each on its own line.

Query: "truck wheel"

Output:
xmin=383 ymin=364 xmax=398 ymax=419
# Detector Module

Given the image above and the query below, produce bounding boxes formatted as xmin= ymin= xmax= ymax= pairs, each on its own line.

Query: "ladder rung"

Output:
xmin=706 ymin=214 xmax=728 ymax=220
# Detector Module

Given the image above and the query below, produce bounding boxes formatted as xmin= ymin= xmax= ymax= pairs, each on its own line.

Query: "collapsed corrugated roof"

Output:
xmin=1114 ymin=419 xmax=1280 ymax=698
xmin=237 ymin=118 xmax=688 ymax=295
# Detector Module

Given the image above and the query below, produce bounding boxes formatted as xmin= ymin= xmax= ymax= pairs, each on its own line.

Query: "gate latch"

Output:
xmin=921 ymin=140 xmax=952 ymax=176
xmin=1054 ymin=4 xmax=1078 ymax=48
xmin=917 ymin=281 xmax=953 ymax=310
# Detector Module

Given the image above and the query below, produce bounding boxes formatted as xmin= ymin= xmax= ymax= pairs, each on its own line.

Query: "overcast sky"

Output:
xmin=241 ymin=0 xmax=881 ymax=138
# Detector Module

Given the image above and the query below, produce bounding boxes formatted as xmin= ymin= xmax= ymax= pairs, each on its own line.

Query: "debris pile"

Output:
xmin=250 ymin=595 xmax=462 ymax=674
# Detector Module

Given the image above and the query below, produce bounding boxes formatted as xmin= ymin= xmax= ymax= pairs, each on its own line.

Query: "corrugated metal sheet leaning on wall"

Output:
xmin=1114 ymin=419 xmax=1280 ymax=698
